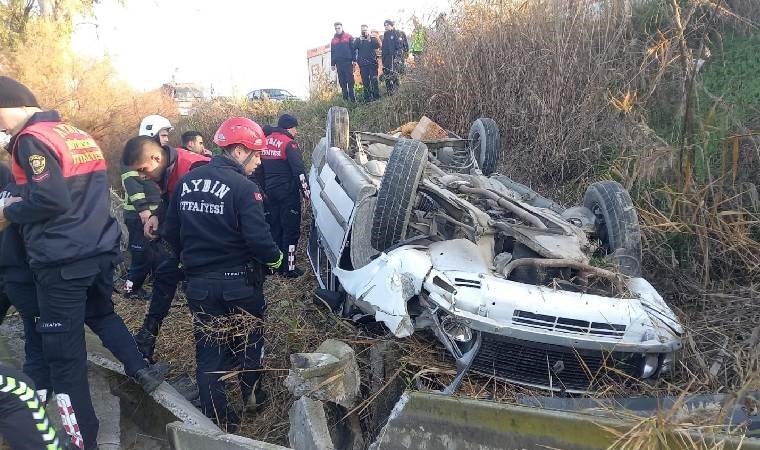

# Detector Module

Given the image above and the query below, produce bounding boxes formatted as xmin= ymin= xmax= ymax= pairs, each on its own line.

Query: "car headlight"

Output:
xmin=441 ymin=315 xmax=473 ymax=343
xmin=641 ymin=353 xmax=659 ymax=379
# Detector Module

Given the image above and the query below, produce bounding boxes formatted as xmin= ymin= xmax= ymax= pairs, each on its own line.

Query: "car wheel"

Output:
xmin=469 ymin=118 xmax=500 ymax=176
xmin=371 ymin=139 xmax=429 ymax=252
xmin=583 ymin=180 xmax=642 ymax=276
xmin=326 ymin=106 xmax=349 ymax=151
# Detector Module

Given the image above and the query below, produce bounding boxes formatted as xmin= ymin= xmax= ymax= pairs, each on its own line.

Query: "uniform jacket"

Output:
xmin=121 ymin=146 xmax=208 ymax=220
xmin=382 ymin=29 xmax=409 ymax=68
xmin=260 ymin=128 xmax=307 ymax=197
xmin=121 ymin=166 xmax=162 ymax=218
xmin=4 ymin=111 xmax=121 ymax=268
xmin=163 ymin=155 xmax=281 ymax=276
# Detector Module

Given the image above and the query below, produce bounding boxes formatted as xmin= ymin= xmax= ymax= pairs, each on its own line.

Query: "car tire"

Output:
xmin=350 ymin=197 xmax=380 ymax=268
xmin=583 ymin=180 xmax=642 ymax=277
xmin=469 ymin=118 xmax=500 ymax=176
xmin=326 ymin=106 xmax=349 ymax=151
xmin=371 ymin=139 xmax=428 ymax=252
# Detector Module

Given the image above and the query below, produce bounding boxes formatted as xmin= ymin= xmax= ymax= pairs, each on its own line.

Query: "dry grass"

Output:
xmin=405 ymin=0 xmax=644 ymax=197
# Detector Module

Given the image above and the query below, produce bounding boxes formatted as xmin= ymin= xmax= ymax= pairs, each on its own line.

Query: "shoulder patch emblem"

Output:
xmin=29 ymin=155 xmax=46 ymax=175
xmin=254 ymin=192 xmax=263 ymax=202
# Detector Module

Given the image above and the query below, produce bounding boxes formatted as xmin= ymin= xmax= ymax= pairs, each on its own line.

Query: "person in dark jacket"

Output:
xmin=382 ymin=19 xmax=409 ymax=95
xmin=355 ymin=24 xmax=382 ymax=102
xmin=123 ymin=137 xmax=209 ymax=363
xmin=260 ymin=114 xmax=309 ymax=278
xmin=0 ymin=76 xmax=166 ymax=450
xmin=163 ymin=117 xmax=282 ymax=430
xmin=330 ymin=22 xmax=356 ymax=102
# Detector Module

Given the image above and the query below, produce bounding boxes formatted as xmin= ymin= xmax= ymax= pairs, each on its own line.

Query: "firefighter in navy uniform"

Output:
xmin=260 ymin=114 xmax=309 ymax=278
xmin=0 ymin=77 xmax=166 ymax=450
xmin=122 ymin=136 xmax=209 ymax=363
xmin=163 ymin=117 xmax=283 ymax=430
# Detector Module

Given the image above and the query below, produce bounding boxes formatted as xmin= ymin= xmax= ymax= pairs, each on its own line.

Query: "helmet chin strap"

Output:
xmin=240 ymin=147 xmax=256 ymax=168
xmin=222 ymin=145 xmax=256 ymax=169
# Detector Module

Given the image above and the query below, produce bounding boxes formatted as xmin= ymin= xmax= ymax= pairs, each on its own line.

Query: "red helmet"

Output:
xmin=213 ymin=117 xmax=266 ymax=151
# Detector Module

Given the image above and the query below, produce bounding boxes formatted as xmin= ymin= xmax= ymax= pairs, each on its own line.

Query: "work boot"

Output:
xmin=133 ymin=362 xmax=169 ymax=393
xmin=134 ymin=317 xmax=161 ymax=363
xmin=168 ymin=373 xmax=200 ymax=402
xmin=125 ymin=286 xmax=151 ymax=302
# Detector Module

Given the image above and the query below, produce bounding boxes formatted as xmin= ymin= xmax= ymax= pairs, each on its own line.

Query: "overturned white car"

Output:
xmin=307 ymin=107 xmax=682 ymax=394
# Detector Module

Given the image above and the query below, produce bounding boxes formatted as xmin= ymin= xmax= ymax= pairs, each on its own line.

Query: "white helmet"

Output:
xmin=139 ymin=115 xmax=173 ymax=137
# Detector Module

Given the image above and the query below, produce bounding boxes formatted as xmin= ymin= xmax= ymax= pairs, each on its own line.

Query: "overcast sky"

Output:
xmin=71 ymin=0 xmax=451 ymax=98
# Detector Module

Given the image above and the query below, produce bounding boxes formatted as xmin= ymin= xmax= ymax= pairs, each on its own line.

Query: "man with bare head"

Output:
xmin=122 ymin=125 xmax=209 ymax=364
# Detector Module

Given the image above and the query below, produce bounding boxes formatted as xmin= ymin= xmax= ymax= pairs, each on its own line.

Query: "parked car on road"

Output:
xmin=246 ymin=88 xmax=298 ymax=102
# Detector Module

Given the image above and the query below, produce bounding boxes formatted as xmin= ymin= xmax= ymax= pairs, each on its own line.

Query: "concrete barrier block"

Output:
xmin=285 ymin=339 xmax=360 ymax=408
xmin=288 ymin=397 xmax=334 ymax=450
xmin=371 ymin=392 xmax=760 ymax=450
xmin=167 ymin=421 xmax=291 ymax=450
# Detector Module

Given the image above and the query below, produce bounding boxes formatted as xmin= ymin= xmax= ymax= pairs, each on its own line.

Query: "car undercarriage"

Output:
xmin=307 ymin=107 xmax=683 ymax=394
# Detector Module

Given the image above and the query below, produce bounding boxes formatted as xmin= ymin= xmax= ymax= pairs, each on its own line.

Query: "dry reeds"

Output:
xmin=408 ymin=0 xmax=644 ymax=195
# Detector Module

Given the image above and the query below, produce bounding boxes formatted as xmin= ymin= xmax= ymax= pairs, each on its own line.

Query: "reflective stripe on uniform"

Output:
xmin=121 ymin=170 xmax=139 ymax=181
xmin=0 ymin=374 xmax=62 ymax=450
xmin=266 ymin=252 xmax=283 ymax=269
xmin=123 ymin=203 xmax=158 ymax=212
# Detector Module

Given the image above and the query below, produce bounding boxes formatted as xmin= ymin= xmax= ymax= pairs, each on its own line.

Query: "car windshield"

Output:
xmin=263 ymin=89 xmax=290 ymax=97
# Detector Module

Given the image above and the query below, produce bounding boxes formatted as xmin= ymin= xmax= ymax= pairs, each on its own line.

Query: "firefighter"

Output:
xmin=260 ymin=114 xmax=309 ymax=278
xmin=140 ymin=114 xmax=173 ymax=146
xmin=119 ymin=115 xmax=174 ymax=300
xmin=122 ymin=132 xmax=209 ymax=363
xmin=163 ymin=117 xmax=283 ymax=429
xmin=0 ymin=76 xmax=166 ymax=450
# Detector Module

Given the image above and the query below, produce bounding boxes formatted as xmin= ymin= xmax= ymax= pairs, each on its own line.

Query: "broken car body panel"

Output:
xmin=335 ymin=240 xmax=681 ymax=354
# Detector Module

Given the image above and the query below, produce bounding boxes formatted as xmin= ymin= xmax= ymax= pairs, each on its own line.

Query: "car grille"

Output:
xmin=471 ymin=333 xmax=644 ymax=391
xmin=453 ymin=277 xmax=481 ymax=289
xmin=512 ymin=310 xmax=627 ymax=340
